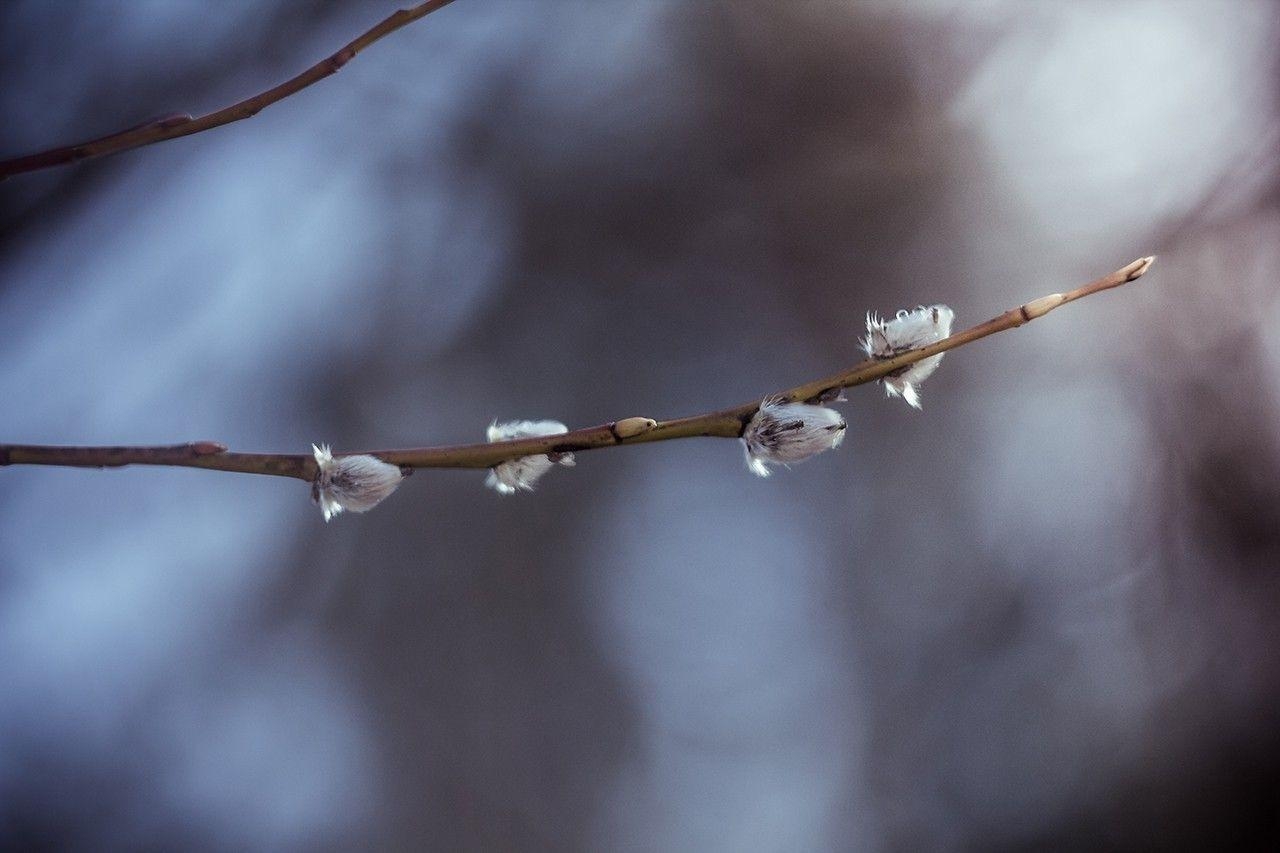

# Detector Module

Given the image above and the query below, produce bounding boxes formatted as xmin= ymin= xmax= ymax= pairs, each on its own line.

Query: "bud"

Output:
xmin=485 ymin=420 xmax=576 ymax=494
xmin=311 ymin=443 xmax=405 ymax=522
xmin=741 ymin=398 xmax=847 ymax=477
xmin=862 ymin=304 xmax=954 ymax=409
xmin=613 ymin=416 xmax=658 ymax=439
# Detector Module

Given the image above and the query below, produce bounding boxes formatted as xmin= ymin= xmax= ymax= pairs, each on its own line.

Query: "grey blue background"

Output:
xmin=2 ymin=1 xmax=1278 ymax=849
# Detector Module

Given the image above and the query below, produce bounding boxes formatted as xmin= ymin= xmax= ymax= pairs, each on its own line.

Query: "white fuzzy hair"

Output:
xmin=741 ymin=398 xmax=847 ymax=477
xmin=862 ymin=304 xmax=954 ymax=409
xmin=485 ymin=419 xmax=576 ymax=494
xmin=311 ymin=444 xmax=405 ymax=522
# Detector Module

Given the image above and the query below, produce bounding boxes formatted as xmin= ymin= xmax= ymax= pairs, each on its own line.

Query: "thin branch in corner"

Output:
xmin=0 ymin=0 xmax=458 ymax=180
xmin=0 ymin=257 xmax=1156 ymax=513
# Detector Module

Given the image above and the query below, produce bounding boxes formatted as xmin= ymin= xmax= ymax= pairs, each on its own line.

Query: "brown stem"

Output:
xmin=0 ymin=0 xmax=458 ymax=180
xmin=0 ymin=258 xmax=1154 ymax=482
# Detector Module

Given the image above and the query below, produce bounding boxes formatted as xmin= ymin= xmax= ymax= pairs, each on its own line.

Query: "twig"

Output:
xmin=0 ymin=257 xmax=1155 ymax=483
xmin=0 ymin=0 xmax=457 ymax=180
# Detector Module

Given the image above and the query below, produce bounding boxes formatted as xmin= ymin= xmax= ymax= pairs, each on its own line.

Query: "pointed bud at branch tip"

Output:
xmin=485 ymin=420 xmax=575 ymax=494
xmin=614 ymin=417 xmax=657 ymax=439
xmin=1062 ymin=256 xmax=1157 ymax=302
xmin=310 ymin=443 xmax=405 ymax=522
xmin=741 ymin=398 xmax=847 ymax=477
xmin=1126 ymin=256 xmax=1156 ymax=280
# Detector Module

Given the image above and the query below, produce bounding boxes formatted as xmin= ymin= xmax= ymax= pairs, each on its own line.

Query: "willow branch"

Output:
xmin=0 ymin=0 xmax=457 ymax=180
xmin=0 ymin=257 xmax=1155 ymax=483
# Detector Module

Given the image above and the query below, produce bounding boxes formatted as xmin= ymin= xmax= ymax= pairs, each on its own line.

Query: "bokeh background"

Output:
xmin=2 ymin=1 xmax=1279 ymax=850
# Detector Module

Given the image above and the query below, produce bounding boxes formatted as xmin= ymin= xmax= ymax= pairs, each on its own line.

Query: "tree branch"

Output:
xmin=0 ymin=0 xmax=457 ymax=181
xmin=0 ymin=257 xmax=1155 ymax=483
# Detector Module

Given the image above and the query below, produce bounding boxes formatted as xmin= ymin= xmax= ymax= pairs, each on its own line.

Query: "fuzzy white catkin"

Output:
xmin=862 ymin=304 xmax=954 ymax=409
xmin=741 ymin=399 xmax=847 ymax=477
xmin=311 ymin=444 xmax=405 ymax=521
xmin=485 ymin=420 xmax=576 ymax=494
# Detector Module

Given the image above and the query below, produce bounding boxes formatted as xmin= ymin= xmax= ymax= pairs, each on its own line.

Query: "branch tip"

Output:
xmin=1126 ymin=256 xmax=1156 ymax=280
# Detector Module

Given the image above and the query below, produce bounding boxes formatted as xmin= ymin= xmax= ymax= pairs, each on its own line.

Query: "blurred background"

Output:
xmin=2 ymin=1 xmax=1278 ymax=849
